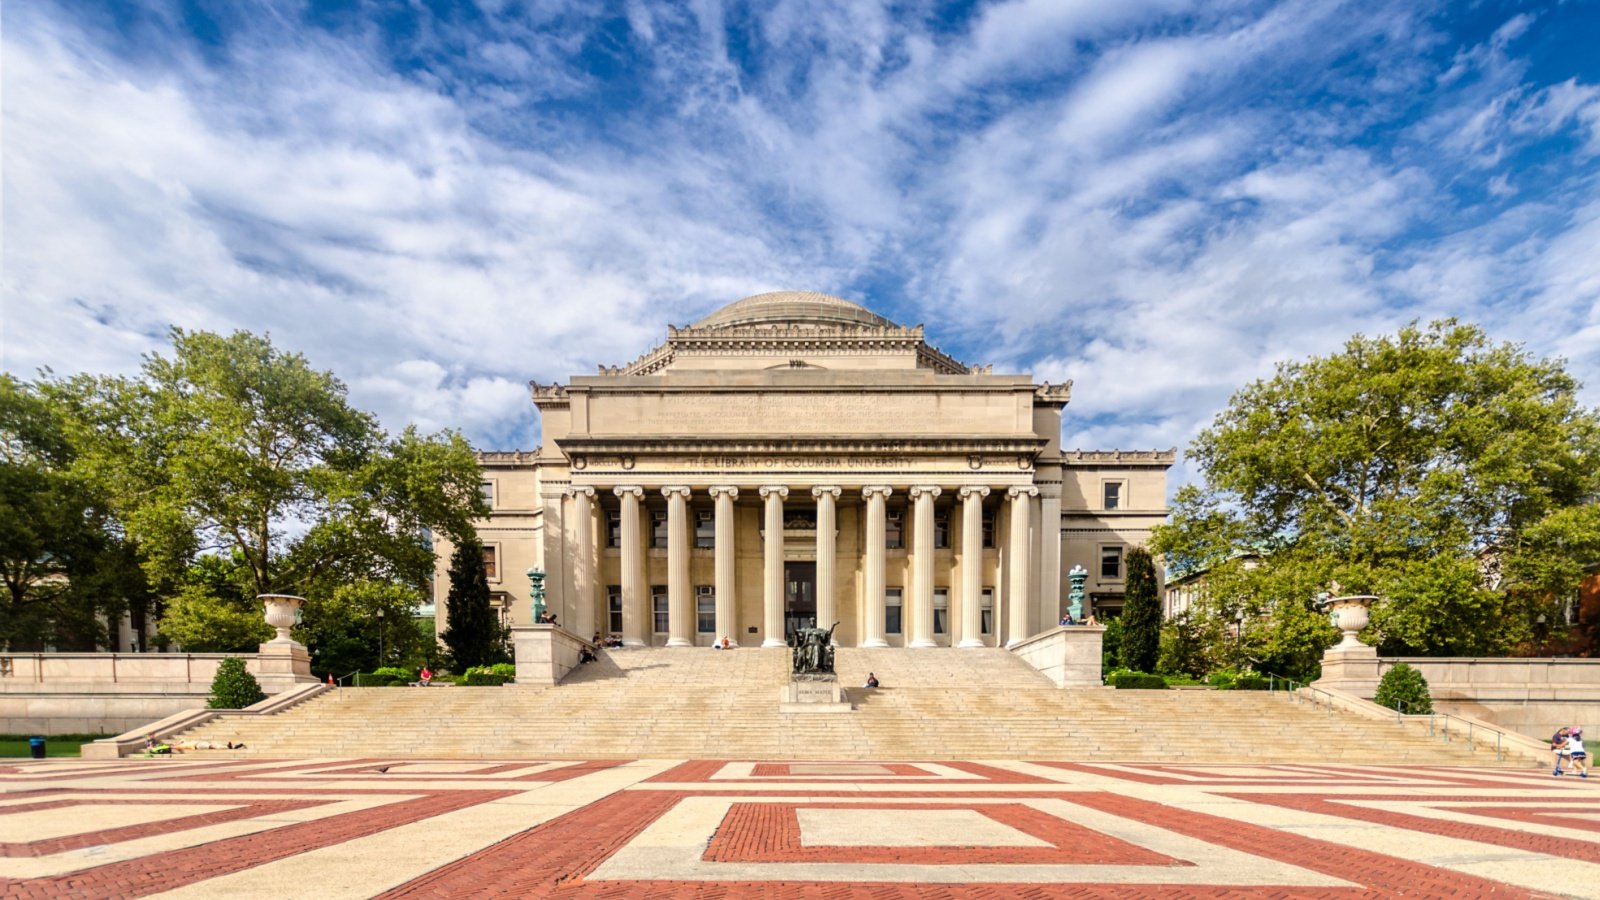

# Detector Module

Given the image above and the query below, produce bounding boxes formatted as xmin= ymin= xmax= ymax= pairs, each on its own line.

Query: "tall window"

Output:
xmin=607 ymin=586 xmax=623 ymax=634
xmin=651 ymin=586 xmax=669 ymax=633
xmin=696 ymin=585 xmax=716 ymax=634
xmin=1103 ymin=481 xmax=1123 ymax=510
xmin=695 ymin=510 xmax=715 ymax=549
xmin=607 ymin=510 xmax=621 ymax=548
xmin=1101 ymin=545 xmax=1123 ymax=579
xmin=933 ymin=588 xmax=949 ymax=634
xmin=981 ymin=588 xmax=994 ymax=634
xmin=885 ymin=588 xmax=903 ymax=634
xmin=651 ymin=510 xmax=668 ymax=549
xmin=982 ymin=510 xmax=996 ymax=548
xmin=482 ymin=545 xmax=498 ymax=580
xmin=933 ymin=509 xmax=951 ymax=549
xmin=885 ymin=509 xmax=904 ymax=549
xmin=479 ymin=481 xmax=495 ymax=506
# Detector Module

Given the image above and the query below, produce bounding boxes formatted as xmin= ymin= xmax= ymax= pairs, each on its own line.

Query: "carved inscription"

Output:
xmin=694 ymin=455 xmax=911 ymax=469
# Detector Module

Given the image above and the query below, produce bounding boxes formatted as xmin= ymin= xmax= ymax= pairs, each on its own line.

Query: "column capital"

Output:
xmin=861 ymin=485 xmax=894 ymax=499
xmin=613 ymin=485 xmax=644 ymax=499
xmin=660 ymin=485 xmax=692 ymax=499
xmin=565 ymin=486 xmax=596 ymax=498
xmin=908 ymin=485 xmax=943 ymax=500
xmin=958 ymin=485 xmax=991 ymax=499
xmin=1007 ymin=485 xmax=1039 ymax=499
xmin=707 ymin=485 xmax=740 ymax=499
xmin=811 ymin=485 xmax=842 ymax=499
xmin=759 ymin=485 xmax=789 ymax=499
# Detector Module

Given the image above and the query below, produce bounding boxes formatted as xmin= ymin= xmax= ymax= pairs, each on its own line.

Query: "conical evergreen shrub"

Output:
xmin=208 ymin=656 xmax=267 ymax=709
xmin=1373 ymin=661 xmax=1432 ymax=714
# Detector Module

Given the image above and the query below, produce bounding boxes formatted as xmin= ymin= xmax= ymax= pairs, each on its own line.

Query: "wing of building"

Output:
xmin=432 ymin=291 xmax=1173 ymax=648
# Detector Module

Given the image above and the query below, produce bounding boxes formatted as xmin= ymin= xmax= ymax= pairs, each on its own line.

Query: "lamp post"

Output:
xmin=1537 ymin=613 xmax=1547 ymax=657
xmin=1234 ymin=607 xmax=1245 ymax=671
xmin=528 ymin=567 xmax=546 ymax=623
xmin=376 ymin=608 xmax=385 ymax=665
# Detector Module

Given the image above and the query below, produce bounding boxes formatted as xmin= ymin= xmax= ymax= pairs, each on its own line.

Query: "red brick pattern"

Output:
xmin=703 ymin=800 xmax=1185 ymax=865
xmin=0 ymin=798 xmax=325 ymax=858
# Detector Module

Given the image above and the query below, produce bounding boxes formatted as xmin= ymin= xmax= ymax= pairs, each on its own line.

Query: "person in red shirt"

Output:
xmin=420 ymin=666 xmax=433 ymax=686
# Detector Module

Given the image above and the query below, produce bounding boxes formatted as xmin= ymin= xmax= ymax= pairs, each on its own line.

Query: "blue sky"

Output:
xmin=4 ymin=0 xmax=1598 ymax=491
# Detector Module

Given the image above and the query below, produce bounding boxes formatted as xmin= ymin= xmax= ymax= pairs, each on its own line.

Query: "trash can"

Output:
xmin=28 ymin=737 xmax=46 ymax=759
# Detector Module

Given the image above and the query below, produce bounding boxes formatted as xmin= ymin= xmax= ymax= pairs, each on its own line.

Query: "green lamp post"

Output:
xmin=1067 ymin=565 xmax=1087 ymax=622
xmin=528 ymin=567 xmax=546 ymax=623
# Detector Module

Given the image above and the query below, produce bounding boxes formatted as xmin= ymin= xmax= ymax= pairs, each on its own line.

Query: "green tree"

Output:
xmin=208 ymin=656 xmax=267 ymax=709
xmin=1157 ymin=320 xmax=1600 ymax=657
xmin=300 ymin=580 xmax=432 ymax=678
xmin=1119 ymin=548 xmax=1160 ymax=672
xmin=441 ymin=538 xmax=503 ymax=669
xmin=1157 ymin=611 xmax=1210 ymax=677
xmin=49 ymin=329 xmax=485 ymax=662
xmin=0 ymin=375 xmax=150 ymax=651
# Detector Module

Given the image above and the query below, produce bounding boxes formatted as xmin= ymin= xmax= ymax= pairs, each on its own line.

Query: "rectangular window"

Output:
xmin=1101 ymin=545 xmax=1123 ymax=580
xmin=981 ymin=588 xmax=994 ymax=634
xmin=982 ymin=510 xmax=996 ymax=549
xmin=479 ymin=481 xmax=495 ymax=506
xmin=482 ymin=545 xmax=498 ymax=581
xmin=651 ymin=586 xmax=669 ymax=634
xmin=933 ymin=509 xmax=951 ymax=549
xmin=651 ymin=510 xmax=668 ymax=549
xmin=885 ymin=587 xmax=903 ymax=634
xmin=885 ymin=509 xmax=904 ymax=550
xmin=1103 ymin=481 xmax=1123 ymax=510
xmin=695 ymin=510 xmax=715 ymax=549
xmin=696 ymin=585 xmax=716 ymax=634
xmin=607 ymin=511 xmax=621 ymax=548
xmin=933 ymin=588 xmax=949 ymax=634
xmin=607 ymin=586 xmax=623 ymax=635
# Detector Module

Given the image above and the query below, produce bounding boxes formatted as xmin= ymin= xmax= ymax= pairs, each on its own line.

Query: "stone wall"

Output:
xmin=1009 ymin=625 xmax=1105 ymax=687
xmin=1378 ymin=657 xmax=1600 ymax=742
xmin=0 ymin=650 xmax=314 ymax=735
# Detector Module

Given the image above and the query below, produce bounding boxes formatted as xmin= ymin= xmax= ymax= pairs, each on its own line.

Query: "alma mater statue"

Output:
xmin=791 ymin=619 xmax=839 ymax=675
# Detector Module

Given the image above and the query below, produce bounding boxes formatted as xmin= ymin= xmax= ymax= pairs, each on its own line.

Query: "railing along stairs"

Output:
xmin=1267 ymin=675 xmax=1529 ymax=764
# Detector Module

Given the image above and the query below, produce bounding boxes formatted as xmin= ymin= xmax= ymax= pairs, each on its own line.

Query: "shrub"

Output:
xmin=208 ymin=657 xmax=266 ymax=709
xmin=1108 ymin=671 xmax=1167 ymax=690
xmin=1208 ymin=670 xmax=1236 ymax=690
xmin=464 ymin=663 xmax=515 ymax=681
xmin=1374 ymin=662 xmax=1432 ymax=713
xmin=464 ymin=671 xmax=509 ymax=686
xmin=1231 ymin=673 xmax=1270 ymax=691
xmin=373 ymin=666 xmax=414 ymax=680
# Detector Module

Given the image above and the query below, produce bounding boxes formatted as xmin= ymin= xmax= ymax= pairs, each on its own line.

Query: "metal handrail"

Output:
xmin=1270 ymin=677 xmax=1512 ymax=762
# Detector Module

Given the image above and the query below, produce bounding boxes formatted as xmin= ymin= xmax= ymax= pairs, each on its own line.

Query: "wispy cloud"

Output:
xmin=3 ymin=0 xmax=1596 ymax=488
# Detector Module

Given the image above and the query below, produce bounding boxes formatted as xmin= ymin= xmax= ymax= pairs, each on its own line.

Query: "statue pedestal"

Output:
xmin=1313 ymin=644 xmax=1382 ymax=698
xmin=253 ymin=640 xmax=316 ymax=694
xmin=779 ymin=673 xmax=852 ymax=714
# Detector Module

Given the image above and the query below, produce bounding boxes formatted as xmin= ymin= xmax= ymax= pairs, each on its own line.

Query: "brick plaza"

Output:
xmin=2 ymin=758 xmax=1597 ymax=897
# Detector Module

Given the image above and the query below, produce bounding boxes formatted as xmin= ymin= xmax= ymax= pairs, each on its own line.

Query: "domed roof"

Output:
xmin=692 ymin=291 xmax=896 ymax=330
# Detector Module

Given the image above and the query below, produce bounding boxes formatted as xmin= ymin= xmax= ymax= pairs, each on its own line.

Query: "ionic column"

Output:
xmin=709 ymin=486 xmax=739 ymax=646
xmin=1039 ymin=489 xmax=1062 ymax=627
xmin=1006 ymin=485 xmax=1038 ymax=647
xmin=759 ymin=485 xmax=789 ymax=647
xmin=567 ymin=486 xmax=597 ymax=641
xmin=958 ymin=486 xmax=990 ymax=648
xmin=860 ymin=486 xmax=893 ymax=648
xmin=812 ymin=486 xmax=841 ymax=637
xmin=908 ymin=486 xmax=941 ymax=648
xmin=615 ymin=486 xmax=646 ymax=647
xmin=662 ymin=486 xmax=693 ymax=647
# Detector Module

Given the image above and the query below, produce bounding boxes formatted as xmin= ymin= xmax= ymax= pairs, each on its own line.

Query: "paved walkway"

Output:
xmin=1 ymin=757 xmax=1595 ymax=898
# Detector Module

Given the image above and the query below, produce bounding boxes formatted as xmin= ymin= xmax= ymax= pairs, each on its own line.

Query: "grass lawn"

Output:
xmin=0 ymin=734 xmax=108 ymax=757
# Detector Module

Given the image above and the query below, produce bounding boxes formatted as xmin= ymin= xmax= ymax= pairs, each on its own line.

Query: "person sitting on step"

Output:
xmin=864 ymin=672 xmax=880 ymax=689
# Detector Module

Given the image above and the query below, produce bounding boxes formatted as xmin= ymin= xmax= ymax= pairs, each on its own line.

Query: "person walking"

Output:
xmin=1568 ymin=728 xmax=1588 ymax=778
xmin=1552 ymin=726 xmax=1572 ymax=776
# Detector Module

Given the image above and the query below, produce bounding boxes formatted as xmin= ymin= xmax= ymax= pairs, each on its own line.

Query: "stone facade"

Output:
xmin=434 ymin=291 xmax=1172 ymax=649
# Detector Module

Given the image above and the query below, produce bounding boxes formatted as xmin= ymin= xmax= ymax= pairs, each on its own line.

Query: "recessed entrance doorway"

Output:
xmin=784 ymin=561 xmax=817 ymax=640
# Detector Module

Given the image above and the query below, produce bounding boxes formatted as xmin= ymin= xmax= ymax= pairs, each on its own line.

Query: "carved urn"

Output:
xmin=1318 ymin=594 xmax=1377 ymax=649
xmin=259 ymin=594 xmax=306 ymax=644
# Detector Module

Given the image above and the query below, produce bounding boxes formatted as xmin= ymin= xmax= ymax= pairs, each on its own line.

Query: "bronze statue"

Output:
xmin=791 ymin=618 xmax=839 ymax=674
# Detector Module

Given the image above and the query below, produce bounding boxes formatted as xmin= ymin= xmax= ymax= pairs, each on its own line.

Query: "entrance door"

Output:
xmin=784 ymin=562 xmax=817 ymax=641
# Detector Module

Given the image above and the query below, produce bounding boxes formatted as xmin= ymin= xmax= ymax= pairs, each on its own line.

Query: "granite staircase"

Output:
xmin=173 ymin=647 xmax=1512 ymax=764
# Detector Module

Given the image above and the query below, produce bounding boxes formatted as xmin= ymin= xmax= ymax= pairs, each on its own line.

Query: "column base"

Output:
xmin=908 ymin=638 xmax=937 ymax=649
xmin=761 ymin=637 xmax=787 ymax=648
xmin=1005 ymin=638 xmax=1025 ymax=649
xmin=957 ymin=638 xmax=986 ymax=649
xmin=860 ymin=638 xmax=888 ymax=648
xmin=665 ymin=637 xmax=692 ymax=648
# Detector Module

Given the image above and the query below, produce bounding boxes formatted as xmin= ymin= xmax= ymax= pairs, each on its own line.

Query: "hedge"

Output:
xmin=1108 ymin=671 xmax=1167 ymax=690
xmin=464 ymin=671 xmax=510 ymax=687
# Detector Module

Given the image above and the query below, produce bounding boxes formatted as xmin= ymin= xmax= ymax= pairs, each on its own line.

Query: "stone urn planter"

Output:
xmin=259 ymin=594 xmax=306 ymax=644
xmin=1319 ymin=594 xmax=1378 ymax=649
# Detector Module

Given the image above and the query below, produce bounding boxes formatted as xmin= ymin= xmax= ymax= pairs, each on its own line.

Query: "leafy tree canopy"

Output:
xmin=1155 ymin=320 xmax=1600 ymax=658
xmin=42 ymin=328 xmax=485 ymax=659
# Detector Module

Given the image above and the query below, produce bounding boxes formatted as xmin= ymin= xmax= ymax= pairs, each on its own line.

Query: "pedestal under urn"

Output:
xmin=259 ymin=594 xmax=306 ymax=644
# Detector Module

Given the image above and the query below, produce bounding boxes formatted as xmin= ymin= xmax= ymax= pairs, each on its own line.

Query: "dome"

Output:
xmin=691 ymin=291 xmax=896 ymax=330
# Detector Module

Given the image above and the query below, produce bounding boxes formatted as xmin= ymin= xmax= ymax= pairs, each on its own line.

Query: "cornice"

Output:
xmin=1062 ymin=448 xmax=1177 ymax=466
xmin=554 ymin=436 xmax=1048 ymax=455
